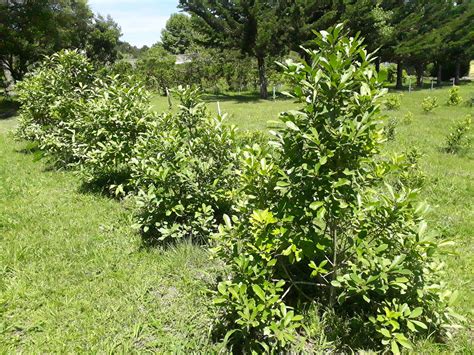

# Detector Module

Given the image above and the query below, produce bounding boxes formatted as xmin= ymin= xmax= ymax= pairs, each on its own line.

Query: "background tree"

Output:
xmin=161 ymin=13 xmax=194 ymax=55
xmin=436 ymin=0 xmax=474 ymax=84
xmin=179 ymin=0 xmax=297 ymax=99
xmin=136 ymin=45 xmax=176 ymax=94
xmin=0 ymin=0 xmax=93 ymax=82
xmin=86 ymin=14 xmax=122 ymax=65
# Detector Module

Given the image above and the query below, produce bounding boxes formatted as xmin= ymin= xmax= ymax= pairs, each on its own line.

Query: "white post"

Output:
xmin=273 ymin=86 xmax=276 ymax=101
xmin=452 ymin=78 xmax=455 ymax=87
xmin=431 ymin=79 xmax=434 ymax=90
xmin=408 ymin=77 xmax=412 ymax=93
xmin=217 ymin=101 xmax=221 ymax=116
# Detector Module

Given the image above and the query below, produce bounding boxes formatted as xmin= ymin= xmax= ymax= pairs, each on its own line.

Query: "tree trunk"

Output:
xmin=454 ymin=59 xmax=460 ymax=85
xmin=257 ymin=55 xmax=268 ymax=99
xmin=415 ymin=63 xmax=424 ymax=87
xmin=396 ymin=60 xmax=403 ymax=90
xmin=437 ymin=63 xmax=442 ymax=86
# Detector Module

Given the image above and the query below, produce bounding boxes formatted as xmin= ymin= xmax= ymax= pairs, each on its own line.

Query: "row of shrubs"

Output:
xmin=384 ymin=86 xmax=465 ymax=112
xmin=15 ymin=26 xmax=459 ymax=353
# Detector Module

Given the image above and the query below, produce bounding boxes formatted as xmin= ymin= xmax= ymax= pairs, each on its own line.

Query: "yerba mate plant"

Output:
xmin=213 ymin=24 xmax=456 ymax=353
xmin=15 ymin=50 xmax=95 ymax=165
xmin=130 ymin=86 xmax=240 ymax=244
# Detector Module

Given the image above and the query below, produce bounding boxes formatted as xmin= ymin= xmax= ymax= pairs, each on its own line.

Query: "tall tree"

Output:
xmin=161 ymin=13 xmax=194 ymax=54
xmin=178 ymin=0 xmax=297 ymax=99
xmin=437 ymin=0 xmax=474 ymax=84
xmin=86 ymin=14 xmax=122 ymax=64
xmin=0 ymin=0 xmax=93 ymax=82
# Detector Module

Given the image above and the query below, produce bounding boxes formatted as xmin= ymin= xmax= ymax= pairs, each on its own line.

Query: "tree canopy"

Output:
xmin=161 ymin=13 xmax=194 ymax=55
xmin=0 ymin=0 xmax=121 ymax=83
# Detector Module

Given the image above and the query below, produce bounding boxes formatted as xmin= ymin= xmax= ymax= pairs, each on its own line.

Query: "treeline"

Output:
xmin=0 ymin=0 xmax=122 ymax=88
xmin=176 ymin=0 xmax=473 ymax=98
xmin=1 ymin=0 xmax=473 ymax=98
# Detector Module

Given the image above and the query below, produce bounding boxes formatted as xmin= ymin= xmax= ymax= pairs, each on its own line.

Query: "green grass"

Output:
xmin=151 ymin=91 xmax=298 ymax=131
xmin=1 ymin=84 xmax=473 ymax=351
xmin=0 ymin=119 xmax=218 ymax=351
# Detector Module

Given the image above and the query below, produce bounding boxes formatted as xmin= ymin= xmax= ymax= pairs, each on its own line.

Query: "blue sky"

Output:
xmin=88 ymin=0 xmax=181 ymax=47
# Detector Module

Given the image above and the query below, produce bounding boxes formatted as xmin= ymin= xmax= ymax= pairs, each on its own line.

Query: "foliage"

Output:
xmin=15 ymin=50 xmax=152 ymax=192
xmin=86 ymin=15 xmax=122 ymax=65
xmin=402 ymin=111 xmax=414 ymax=125
xmin=421 ymin=96 xmax=439 ymax=113
xmin=15 ymin=50 xmax=95 ymax=164
xmin=384 ymin=117 xmax=398 ymax=141
xmin=74 ymin=76 xmax=153 ymax=191
xmin=212 ymin=25 xmax=455 ymax=352
xmin=395 ymin=148 xmax=426 ymax=190
xmin=136 ymin=45 xmax=176 ymax=94
xmin=161 ymin=13 xmax=194 ymax=54
xmin=0 ymin=0 xmax=92 ymax=81
xmin=179 ymin=0 xmax=301 ymax=98
xmin=444 ymin=115 xmax=472 ymax=154
xmin=130 ymin=86 xmax=240 ymax=244
xmin=446 ymin=86 xmax=463 ymax=106
xmin=384 ymin=94 xmax=402 ymax=110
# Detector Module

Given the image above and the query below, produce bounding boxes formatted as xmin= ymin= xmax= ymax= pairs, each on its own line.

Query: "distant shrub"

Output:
xmin=444 ymin=115 xmax=472 ymax=154
xmin=402 ymin=111 xmax=414 ymax=124
xmin=394 ymin=147 xmax=426 ymax=190
xmin=384 ymin=94 xmax=402 ymax=110
xmin=421 ymin=96 xmax=438 ymax=113
xmin=446 ymin=86 xmax=463 ymax=106
xmin=130 ymin=86 xmax=240 ymax=243
xmin=213 ymin=24 xmax=456 ymax=353
xmin=384 ymin=117 xmax=398 ymax=141
xmin=15 ymin=50 xmax=95 ymax=165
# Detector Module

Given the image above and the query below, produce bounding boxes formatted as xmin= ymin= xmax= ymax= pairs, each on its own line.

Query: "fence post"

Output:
xmin=217 ymin=101 xmax=221 ymax=116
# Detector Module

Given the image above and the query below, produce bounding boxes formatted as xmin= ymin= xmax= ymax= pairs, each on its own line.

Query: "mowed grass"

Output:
xmin=1 ymin=82 xmax=473 ymax=352
xmin=0 ymin=114 xmax=218 ymax=350
xmin=151 ymin=91 xmax=298 ymax=131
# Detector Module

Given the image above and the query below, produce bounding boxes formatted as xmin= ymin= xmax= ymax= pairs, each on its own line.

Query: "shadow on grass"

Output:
xmin=0 ymin=99 xmax=20 ymax=119
xmin=203 ymin=92 xmax=291 ymax=103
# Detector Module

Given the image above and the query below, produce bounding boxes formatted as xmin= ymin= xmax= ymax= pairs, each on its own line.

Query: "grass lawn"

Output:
xmin=1 ymin=82 xmax=473 ymax=351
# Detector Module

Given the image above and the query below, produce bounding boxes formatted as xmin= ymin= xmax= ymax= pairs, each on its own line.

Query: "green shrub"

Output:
xmin=444 ymin=115 xmax=472 ymax=154
xmin=446 ymin=86 xmax=463 ymax=106
xmin=402 ymin=111 xmax=414 ymax=124
xmin=212 ymin=24 xmax=456 ymax=353
xmin=384 ymin=117 xmax=398 ymax=141
xmin=74 ymin=76 xmax=154 ymax=191
xmin=421 ymin=96 xmax=438 ymax=113
xmin=15 ymin=50 xmax=95 ymax=164
xmin=130 ymin=86 xmax=240 ymax=243
xmin=384 ymin=94 xmax=402 ymax=110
